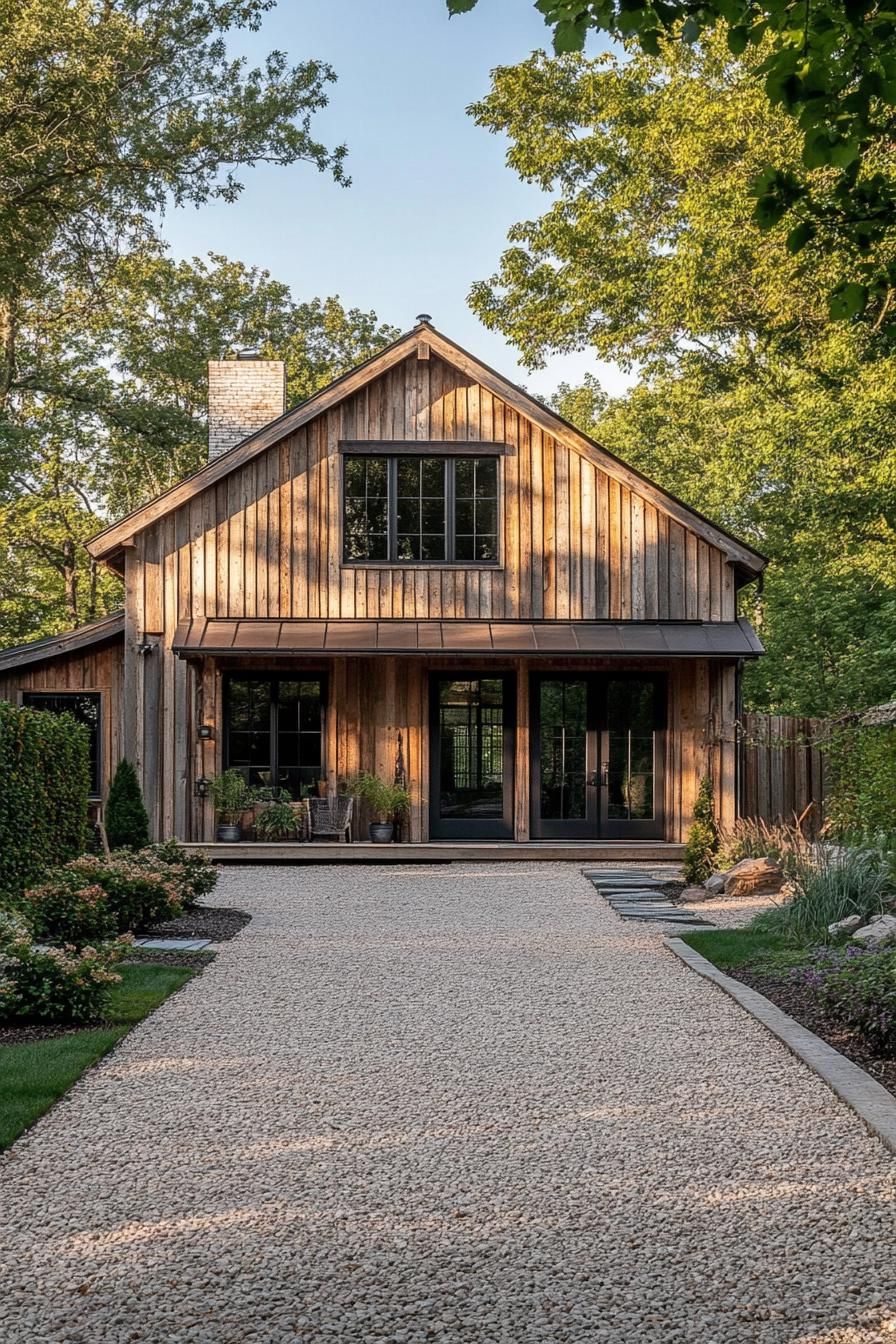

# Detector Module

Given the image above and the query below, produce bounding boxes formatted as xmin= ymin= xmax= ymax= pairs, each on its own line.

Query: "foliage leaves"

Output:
xmin=0 ymin=702 xmax=90 ymax=897
xmin=451 ymin=0 xmax=896 ymax=321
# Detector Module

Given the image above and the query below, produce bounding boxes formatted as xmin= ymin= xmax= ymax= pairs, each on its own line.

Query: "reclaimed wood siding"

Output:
xmin=0 ymin=639 xmax=124 ymax=801
xmin=141 ymin=354 xmax=736 ymax=628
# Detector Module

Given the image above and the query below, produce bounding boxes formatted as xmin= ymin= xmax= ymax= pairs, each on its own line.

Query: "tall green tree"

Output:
xmin=476 ymin=34 xmax=896 ymax=715
xmin=0 ymin=251 xmax=398 ymax=644
xmin=449 ymin=0 xmax=896 ymax=323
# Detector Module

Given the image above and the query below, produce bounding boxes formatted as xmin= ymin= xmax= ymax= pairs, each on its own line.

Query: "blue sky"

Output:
xmin=159 ymin=0 xmax=630 ymax=400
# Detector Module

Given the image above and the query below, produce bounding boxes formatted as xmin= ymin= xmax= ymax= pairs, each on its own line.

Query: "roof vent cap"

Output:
xmin=236 ymin=347 xmax=260 ymax=360
xmin=415 ymin=313 xmax=432 ymax=325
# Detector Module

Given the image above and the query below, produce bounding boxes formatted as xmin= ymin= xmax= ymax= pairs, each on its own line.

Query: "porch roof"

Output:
xmin=171 ymin=617 xmax=764 ymax=659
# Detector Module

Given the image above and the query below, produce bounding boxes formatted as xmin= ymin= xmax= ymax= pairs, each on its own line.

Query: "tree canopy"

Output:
xmin=449 ymin=0 xmax=896 ymax=325
xmin=479 ymin=34 xmax=896 ymax=715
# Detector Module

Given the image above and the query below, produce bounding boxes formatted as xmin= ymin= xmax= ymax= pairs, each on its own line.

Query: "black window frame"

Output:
xmin=22 ymin=691 xmax=102 ymax=799
xmin=223 ymin=672 xmax=327 ymax=800
xmin=341 ymin=453 xmax=501 ymax=566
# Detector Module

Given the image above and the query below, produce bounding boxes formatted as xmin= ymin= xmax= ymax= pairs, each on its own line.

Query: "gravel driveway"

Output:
xmin=1 ymin=863 xmax=895 ymax=1343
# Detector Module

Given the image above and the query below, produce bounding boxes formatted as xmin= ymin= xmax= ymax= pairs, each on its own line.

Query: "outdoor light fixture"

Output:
xmin=195 ymin=776 xmax=210 ymax=798
xmin=197 ymin=724 xmax=214 ymax=740
xmin=136 ymin=638 xmax=155 ymax=656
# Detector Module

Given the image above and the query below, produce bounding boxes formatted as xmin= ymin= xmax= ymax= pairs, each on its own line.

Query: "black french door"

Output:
xmin=429 ymin=673 xmax=515 ymax=839
xmin=531 ymin=674 xmax=665 ymax=840
xmin=224 ymin=675 xmax=325 ymax=799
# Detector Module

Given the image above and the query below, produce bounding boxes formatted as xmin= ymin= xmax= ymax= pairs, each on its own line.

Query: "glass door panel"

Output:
xmin=600 ymin=676 xmax=665 ymax=839
xmin=430 ymin=674 xmax=514 ymax=839
xmin=531 ymin=677 xmax=598 ymax=839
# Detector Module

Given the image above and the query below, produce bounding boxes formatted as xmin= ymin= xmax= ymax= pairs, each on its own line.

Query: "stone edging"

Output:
xmin=666 ymin=936 xmax=896 ymax=1156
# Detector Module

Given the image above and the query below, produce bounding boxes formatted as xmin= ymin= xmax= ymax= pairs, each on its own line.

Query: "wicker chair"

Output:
xmin=309 ymin=795 xmax=353 ymax=843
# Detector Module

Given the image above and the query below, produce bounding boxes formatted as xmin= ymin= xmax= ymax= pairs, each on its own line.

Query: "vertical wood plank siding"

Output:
xmin=740 ymin=712 xmax=826 ymax=830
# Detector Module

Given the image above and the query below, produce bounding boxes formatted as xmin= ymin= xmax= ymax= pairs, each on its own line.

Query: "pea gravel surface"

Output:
xmin=1 ymin=863 xmax=895 ymax=1344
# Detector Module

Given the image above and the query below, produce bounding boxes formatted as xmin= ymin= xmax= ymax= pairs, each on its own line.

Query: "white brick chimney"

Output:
xmin=207 ymin=353 xmax=287 ymax=459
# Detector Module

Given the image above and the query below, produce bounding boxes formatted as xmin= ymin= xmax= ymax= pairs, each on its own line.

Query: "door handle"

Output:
xmin=588 ymin=766 xmax=609 ymax=788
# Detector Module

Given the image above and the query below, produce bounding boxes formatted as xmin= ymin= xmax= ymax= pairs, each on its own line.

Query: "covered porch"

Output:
xmin=165 ymin=617 xmax=755 ymax=847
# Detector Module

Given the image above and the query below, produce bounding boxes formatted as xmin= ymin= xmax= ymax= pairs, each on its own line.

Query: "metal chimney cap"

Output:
xmin=415 ymin=313 xmax=432 ymax=325
xmin=236 ymin=347 xmax=260 ymax=360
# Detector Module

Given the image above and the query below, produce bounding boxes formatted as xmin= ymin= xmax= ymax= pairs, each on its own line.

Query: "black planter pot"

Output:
xmin=368 ymin=821 xmax=394 ymax=844
xmin=216 ymin=822 xmax=242 ymax=842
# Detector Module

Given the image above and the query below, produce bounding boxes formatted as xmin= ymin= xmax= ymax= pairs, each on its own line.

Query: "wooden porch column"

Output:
xmin=514 ymin=658 xmax=530 ymax=841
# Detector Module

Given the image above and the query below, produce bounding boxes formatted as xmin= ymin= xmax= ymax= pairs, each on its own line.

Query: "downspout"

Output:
xmin=735 ymin=658 xmax=744 ymax=819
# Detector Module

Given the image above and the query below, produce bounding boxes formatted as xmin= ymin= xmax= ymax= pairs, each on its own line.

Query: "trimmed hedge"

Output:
xmin=0 ymin=701 xmax=90 ymax=898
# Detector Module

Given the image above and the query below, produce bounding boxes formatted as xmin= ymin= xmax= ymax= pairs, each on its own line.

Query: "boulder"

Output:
xmin=681 ymin=885 xmax=711 ymax=903
xmin=852 ymin=915 xmax=896 ymax=948
xmin=828 ymin=914 xmax=863 ymax=936
xmin=704 ymin=872 xmax=726 ymax=894
xmin=722 ymin=856 xmax=786 ymax=899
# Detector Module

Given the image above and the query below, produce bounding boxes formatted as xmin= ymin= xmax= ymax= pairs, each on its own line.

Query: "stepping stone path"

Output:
xmin=134 ymin=937 xmax=213 ymax=951
xmin=582 ymin=869 xmax=713 ymax=927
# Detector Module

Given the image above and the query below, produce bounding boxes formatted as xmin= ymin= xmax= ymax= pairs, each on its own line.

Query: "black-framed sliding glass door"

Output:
xmin=224 ymin=674 xmax=325 ymax=799
xmin=531 ymin=673 xmax=665 ymax=840
xmin=429 ymin=673 xmax=515 ymax=839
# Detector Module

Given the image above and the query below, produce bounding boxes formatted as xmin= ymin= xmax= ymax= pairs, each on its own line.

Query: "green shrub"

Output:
xmin=347 ymin=772 xmax=411 ymax=822
xmin=825 ymin=722 xmax=896 ymax=837
xmin=63 ymin=855 xmax=181 ymax=933
xmin=753 ymin=847 xmax=893 ymax=941
xmin=0 ymin=941 xmax=125 ymax=1025
xmin=254 ymin=801 xmax=299 ymax=840
xmin=818 ymin=948 xmax=896 ymax=1055
xmin=105 ymin=759 xmax=150 ymax=850
xmin=0 ymin=701 xmax=90 ymax=897
xmin=131 ymin=841 xmax=218 ymax=909
xmin=683 ymin=776 xmax=718 ymax=884
xmin=23 ymin=876 xmax=116 ymax=947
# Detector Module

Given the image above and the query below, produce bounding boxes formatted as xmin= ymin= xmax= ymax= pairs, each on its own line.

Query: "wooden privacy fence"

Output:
xmin=739 ymin=713 xmax=826 ymax=829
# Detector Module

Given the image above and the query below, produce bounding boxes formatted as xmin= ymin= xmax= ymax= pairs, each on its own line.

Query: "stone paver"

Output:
xmin=1 ymin=863 xmax=895 ymax=1343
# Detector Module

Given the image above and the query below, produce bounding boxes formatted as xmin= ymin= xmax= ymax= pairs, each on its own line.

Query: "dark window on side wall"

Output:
xmin=343 ymin=455 xmax=499 ymax=564
xmin=22 ymin=692 xmax=102 ymax=797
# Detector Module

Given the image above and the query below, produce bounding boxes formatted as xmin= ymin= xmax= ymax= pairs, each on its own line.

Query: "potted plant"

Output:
xmin=254 ymin=799 xmax=299 ymax=841
xmin=349 ymin=772 xmax=411 ymax=843
xmin=209 ymin=769 xmax=252 ymax=842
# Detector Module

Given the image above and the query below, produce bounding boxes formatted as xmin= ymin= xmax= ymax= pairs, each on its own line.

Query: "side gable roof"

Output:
xmin=86 ymin=322 xmax=767 ymax=576
xmin=0 ymin=610 xmax=124 ymax=674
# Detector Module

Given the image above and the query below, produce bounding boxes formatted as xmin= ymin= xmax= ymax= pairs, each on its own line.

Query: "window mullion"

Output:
xmin=446 ymin=458 xmax=455 ymax=562
xmin=388 ymin=457 xmax=398 ymax=563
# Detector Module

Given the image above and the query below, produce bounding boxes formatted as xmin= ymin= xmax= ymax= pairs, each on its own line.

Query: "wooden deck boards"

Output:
xmin=182 ymin=841 xmax=685 ymax=865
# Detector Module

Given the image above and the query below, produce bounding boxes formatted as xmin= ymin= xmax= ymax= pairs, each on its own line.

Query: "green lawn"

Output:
xmin=0 ymin=962 xmax=196 ymax=1151
xmin=679 ymin=926 xmax=805 ymax=972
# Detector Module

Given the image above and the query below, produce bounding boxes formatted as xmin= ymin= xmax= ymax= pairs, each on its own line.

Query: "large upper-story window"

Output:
xmin=343 ymin=454 xmax=499 ymax=564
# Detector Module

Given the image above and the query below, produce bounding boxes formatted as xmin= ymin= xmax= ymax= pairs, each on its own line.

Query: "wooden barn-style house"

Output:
xmin=0 ymin=320 xmax=766 ymax=860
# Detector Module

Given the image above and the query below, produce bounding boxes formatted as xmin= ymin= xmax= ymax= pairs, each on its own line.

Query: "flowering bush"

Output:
xmin=0 ymin=939 xmax=127 ymax=1024
xmin=23 ymin=876 xmax=116 ymax=948
xmin=120 ymin=841 xmax=218 ymax=910
xmin=789 ymin=944 xmax=896 ymax=1056
xmin=63 ymin=854 xmax=181 ymax=932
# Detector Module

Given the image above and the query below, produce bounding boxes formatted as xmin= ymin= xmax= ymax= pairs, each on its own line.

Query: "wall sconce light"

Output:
xmin=136 ymin=638 xmax=155 ymax=656
xmin=195 ymin=776 xmax=210 ymax=799
xmin=197 ymin=724 xmax=214 ymax=741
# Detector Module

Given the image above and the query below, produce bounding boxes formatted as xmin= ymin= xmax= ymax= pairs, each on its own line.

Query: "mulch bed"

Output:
xmin=135 ymin=904 xmax=251 ymax=942
xmin=730 ymin=967 xmax=896 ymax=1101
xmin=0 ymin=1023 xmax=88 ymax=1047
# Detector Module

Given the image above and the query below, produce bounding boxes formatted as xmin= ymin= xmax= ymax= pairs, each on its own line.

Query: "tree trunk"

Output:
xmin=62 ymin=538 xmax=78 ymax=626
xmin=0 ymin=296 xmax=16 ymax=410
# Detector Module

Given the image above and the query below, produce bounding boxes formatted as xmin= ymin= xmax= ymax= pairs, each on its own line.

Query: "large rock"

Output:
xmin=852 ymin=915 xmax=896 ymax=948
xmin=722 ymin=856 xmax=786 ymax=899
xmin=828 ymin=914 xmax=863 ymax=936
xmin=704 ymin=872 xmax=726 ymax=894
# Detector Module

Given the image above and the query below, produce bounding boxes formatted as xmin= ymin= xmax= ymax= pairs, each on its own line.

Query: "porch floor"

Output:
xmin=181 ymin=840 xmax=686 ymax=864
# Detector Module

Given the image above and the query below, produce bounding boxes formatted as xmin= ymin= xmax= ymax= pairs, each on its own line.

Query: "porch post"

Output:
xmin=514 ymin=658 xmax=530 ymax=841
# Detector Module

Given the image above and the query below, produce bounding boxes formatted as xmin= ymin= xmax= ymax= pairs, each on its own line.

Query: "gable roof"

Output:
xmin=0 ymin=610 xmax=124 ymax=674
xmin=86 ymin=321 xmax=767 ymax=576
